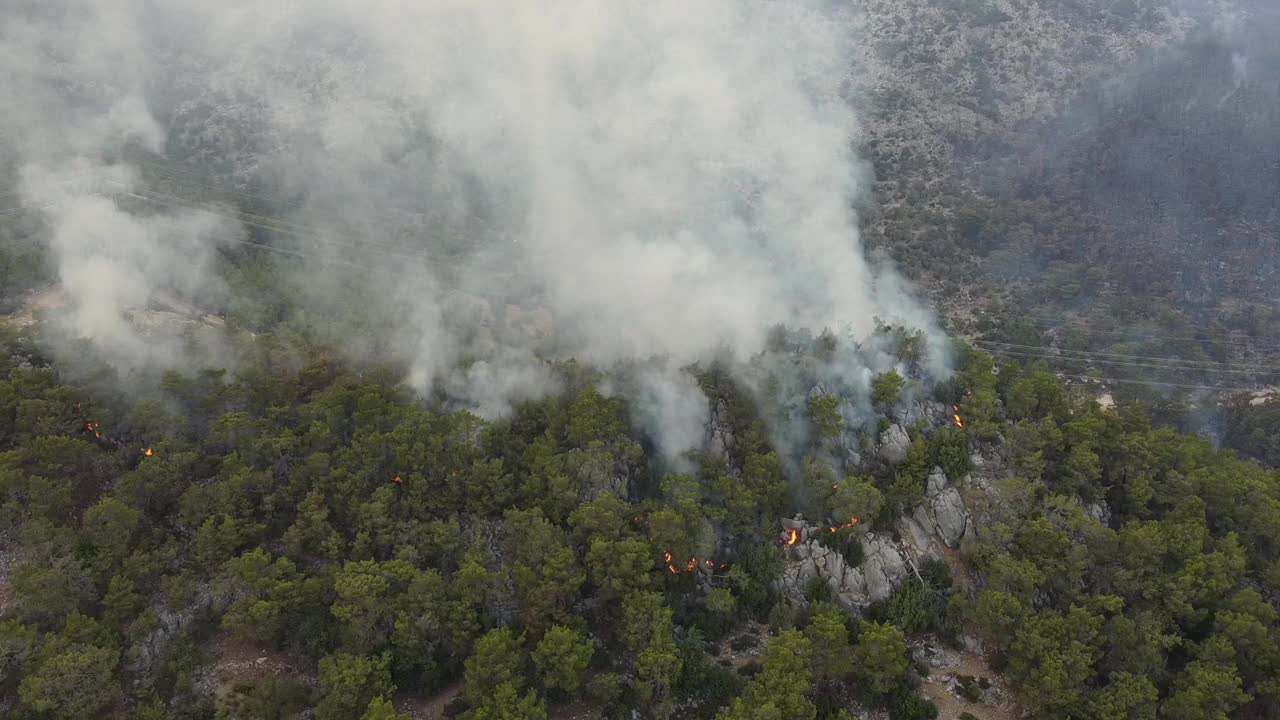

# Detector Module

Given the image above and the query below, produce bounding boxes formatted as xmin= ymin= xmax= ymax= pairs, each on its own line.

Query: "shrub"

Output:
xmin=806 ymin=575 xmax=834 ymax=604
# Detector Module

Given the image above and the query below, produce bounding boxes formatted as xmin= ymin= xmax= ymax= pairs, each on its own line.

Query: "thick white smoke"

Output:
xmin=1 ymin=0 xmax=948 ymax=457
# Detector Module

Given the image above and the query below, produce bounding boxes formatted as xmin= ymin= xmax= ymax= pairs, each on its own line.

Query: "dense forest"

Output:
xmin=1 ymin=320 xmax=1278 ymax=720
xmin=4 ymin=2 xmax=1280 ymax=720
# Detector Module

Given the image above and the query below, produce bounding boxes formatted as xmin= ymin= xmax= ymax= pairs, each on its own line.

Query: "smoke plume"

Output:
xmin=1 ymin=0 xmax=948 ymax=457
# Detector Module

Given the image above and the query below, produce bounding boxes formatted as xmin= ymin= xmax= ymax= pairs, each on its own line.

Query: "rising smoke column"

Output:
xmin=0 ymin=1 xmax=240 ymax=373
xmin=0 ymin=0 xmax=947 ymax=453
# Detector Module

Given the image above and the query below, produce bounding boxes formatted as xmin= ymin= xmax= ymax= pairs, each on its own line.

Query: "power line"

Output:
xmin=974 ymin=340 xmax=1280 ymax=372
xmin=0 ymin=200 xmax=63 ymax=217
xmin=1007 ymin=316 xmax=1280 ymax=351
xmin=128 ymin=154 xmax=494 ymax=232
xmin=982 ymin=347 xmax=1277 ymax=377
xmin=0 ymin=184 xmax=452 ymax=273
xmin=1053 ymin=373 xmax=1257 ymax=393
xmin=111 ymin=187 xmax=436 ymax=266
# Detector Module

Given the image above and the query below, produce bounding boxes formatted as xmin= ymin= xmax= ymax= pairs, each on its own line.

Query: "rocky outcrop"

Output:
xmin=897 ymin=513 xmax=941 ymax=562
xmin=128 ymin=586 xmax=221 ymax=684
xmin=962 ymin=443 xmax=1011 ymax=491
xmin=1086 ymin=501 xmax=1112 ymax=527
xmin=878 ymin=423 xmax=911 ymax=464
xmin=844 ymin=534 xmax=911 ymax=605
xmin=705 ymin=399 xmax=736 ymax=470
xmin=898 ymin=467 xmax=975 ymax=560
xmin=898 ymin=400 xmax=949 ymax=431
xmin=776 ymin=464 xmax=981 ymax=609
xmin=777 ymin=524 xmax=915 ymax=609
xmin=915 ymin=467 xmax=970 ymax=548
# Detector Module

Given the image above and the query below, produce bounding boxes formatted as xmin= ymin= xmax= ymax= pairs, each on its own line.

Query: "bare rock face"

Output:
xmin=705 ymin=399 xmax=736 ymax=469
xmin=1086 ymin=501 xmax=1112 ymax=527
xmin=777 ymin=526 xmax=913 ymax=609
xmin=897 ymin=513 xmax=941 ymax=562
xmin=926 ymin=467 xmax=947 ymax=497
xmin=878 ymin=423 xmax=911 ymax=465
xmin=899 ymin=400 xmax=948 ymax=430
xmin=128 ymin=587 xmax=219 ymax=684
xmin=909 ymin=466 xmax=972 ymax=549
xmin=963 ymin=442 xmax=1012 ymax=491
xmin=930 ymin=487 xmax=970 ymax=548
xmin=843 ymin=534 xmax=910 ymax=606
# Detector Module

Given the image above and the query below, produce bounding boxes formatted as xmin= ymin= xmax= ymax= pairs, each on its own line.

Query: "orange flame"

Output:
xmin=143 ymin=448 xmax=153 ymax=457
xmin=952 ymin=405 xmax=964 ymax=429
xmin=663 ymin=552 xmax=725 ymax=575
xmin=787 ymin=529 xmax=799 ymax=546
xmin=829 ymin=517 xmax=859 ymax=533
xmin=392 ymin=475 xmax=403 ymax=484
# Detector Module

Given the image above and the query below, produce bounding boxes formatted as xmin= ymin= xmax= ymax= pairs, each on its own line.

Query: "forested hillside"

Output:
xmin=855 ymin=0 xmax=1280 ymax=442
xmin=4 ymin=1 xmax=1280 ymax=719
xmin=2 ymin=324 xmax=1278 ymax=720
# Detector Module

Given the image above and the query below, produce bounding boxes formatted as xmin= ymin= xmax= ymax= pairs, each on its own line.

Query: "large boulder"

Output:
xmin=926 ymin=467 xmax=947 ymax=496
xmin=843 ymin=534 xmax=910 ymax=604
xmin=930 ymin=488 xmax=970 ymax=547
xmin=878 ymin=423 xmax=911 ymax=464
xmin=897 ymin=514 xmax=942 ymax=561
xmin=913 ymin=466 xmax=971 ymax=548
xmin=777 ymin=528 xmax=912 ymax=609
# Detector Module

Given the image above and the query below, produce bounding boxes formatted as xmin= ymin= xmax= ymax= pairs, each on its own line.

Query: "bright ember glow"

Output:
xmin=829 ymin=517 xmax=858 ymax=533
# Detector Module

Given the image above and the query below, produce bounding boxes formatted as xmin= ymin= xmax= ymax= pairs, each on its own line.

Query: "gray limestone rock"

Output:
xmin=1086 ymin=501 xmax=1112 ymax=526
xmin=930 ymin=487 xmax=969 ymax=547
xmin=850 ymin=534 xmax=909 ymax=603
xmin=878 ymin=423 xmax=911 ymax=465
xmin=799 ymin=558 xmax=818 ymax=584
xmin=926 ymin=466 xmax=948 ymax=497
xmin=898 ymin=514 xmax=941 ymax=561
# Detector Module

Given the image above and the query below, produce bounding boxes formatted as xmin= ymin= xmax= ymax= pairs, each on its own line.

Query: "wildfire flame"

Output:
xmin=829 ymin=517 xmax=859 ymax=533
xmin=392 ymin=475 xmax=403 ymax=484
xmin=952 ymin=405 xmax=964 ymax=429
xmin=663 ymin=551 xmax=726 ymax=575
xmin=143 ymin=448 xmax=153 ymax=457
xmin=787 ymin=529 xmax=799 ymax=546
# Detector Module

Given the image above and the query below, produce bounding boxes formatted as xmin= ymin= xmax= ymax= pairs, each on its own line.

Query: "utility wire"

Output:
xmin=974 ymin=340 xmax=1280 ymax=372
xmin=1052 ymin=373 xmax=1258 ymax=393
xmin=1006 ymin=316 xmax=1280 ymax=351
xmin=111 ymin=188 xmax=437 ymax=266
xmin=982 ymin=347 xmax=1277 ymax=377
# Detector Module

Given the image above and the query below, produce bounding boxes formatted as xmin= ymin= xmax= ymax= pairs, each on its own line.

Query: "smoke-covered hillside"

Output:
xmin=3 ymin=2 xmax=1280 ymax=720
xmin=850 ymin=0 xmax=1280 ymax=455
